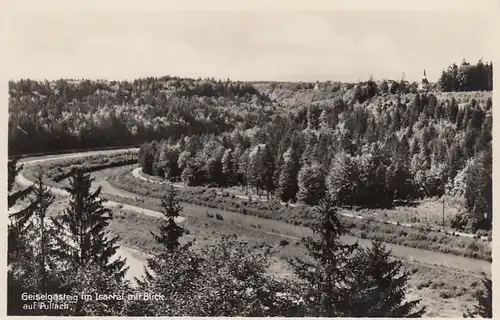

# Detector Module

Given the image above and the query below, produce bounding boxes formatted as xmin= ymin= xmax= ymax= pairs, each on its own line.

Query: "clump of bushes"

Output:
xmin=279 ymin=239 xmax=290 ymax=247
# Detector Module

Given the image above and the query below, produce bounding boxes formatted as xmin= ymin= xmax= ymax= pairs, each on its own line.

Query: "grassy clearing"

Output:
xmin=346 ymin=198 xmax=460 ymax=231
xmin=23 ymin=151 xmax=137 ymax=183
xmin=107 ymin=168 xmax=492 ymax=262
xmin=110 ymin=206 xmax=481 ymax=318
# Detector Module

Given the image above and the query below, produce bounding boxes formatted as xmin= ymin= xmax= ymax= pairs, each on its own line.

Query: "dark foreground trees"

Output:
xmin=53 ymin=168 xmax=128 ymax=281
xmin=464 ymin=275 xmax=492 ymax=318
xmin=290 ymin=198 xmax=425 ymax=317
xmin=347 ymin=241 xmax=426 ymax=317
xmin=9 ymin=164 xmax=428 ymax=317
xmin=7 ymin=166 xmax=130 ymax=316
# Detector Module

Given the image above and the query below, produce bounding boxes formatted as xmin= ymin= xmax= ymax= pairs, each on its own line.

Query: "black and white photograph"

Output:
xmin=4 ymin=0 xmax=495 ymax=317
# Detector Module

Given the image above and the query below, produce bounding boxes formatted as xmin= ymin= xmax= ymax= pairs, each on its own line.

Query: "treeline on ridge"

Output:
xmin=438 ymin=59 xmax=493 ymax=92
xmin=8 ymin=59 xmax=492 ymax=156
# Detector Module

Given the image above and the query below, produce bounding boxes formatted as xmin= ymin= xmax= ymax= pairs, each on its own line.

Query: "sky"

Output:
xmin=1 ymin=0 xmax=497 ymax=83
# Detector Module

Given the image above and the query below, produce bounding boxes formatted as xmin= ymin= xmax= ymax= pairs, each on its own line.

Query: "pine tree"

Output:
xmin=137 ymin=184 xmax=189 ymax=289
xmin=248 ymin=145 xmax=263 ymax=195
xmin=52 ymin=168 xmax=128 ymax=281
xmin=464 ymin=275 xmax=492 ymax=318
xmin=346 ymin=241 xmax=426 ymax=317
xmin=463 ymin=150 xmax=492 ymax=231
xmin=151 ymin=185 xmax=185 ymax=251
xmin=29 ymin=171 xmax=57 ymax=291
xmin=290 ymin=198 xmax=358 ymax=317
xmin=326 ymin=152 xmax=359 ymax=207
xmin=221 ymin=148 xmax=237 ymax=186
xmin=8 ymin=169 xmax=63 ymax=316
xmin=259 ymin=144 xmax=276 ymax=198
xmin=297 ymin=162 xmax=326 ymax=206
xmin=8 ymin=159 xmax=38 ymax=263
xmin=277 ymin=146 xmax=300 ymax=202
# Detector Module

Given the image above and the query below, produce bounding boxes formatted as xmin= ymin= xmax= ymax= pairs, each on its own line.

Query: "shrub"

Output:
xmin=215 ymin=213 xmax=224 ymax=220
xmin=279 ymin=239 xmax=289 ymax=247
xmin=439 ymin=290 xmax=454 ymax=299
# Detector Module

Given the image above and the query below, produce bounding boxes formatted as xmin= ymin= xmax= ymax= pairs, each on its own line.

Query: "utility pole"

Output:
xmin=442 ymin=196 xmax=445 ymax=229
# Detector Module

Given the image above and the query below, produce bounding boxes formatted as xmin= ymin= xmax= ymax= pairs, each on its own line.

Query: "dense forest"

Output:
xmin=8 ymin=59 xmax=492 ymax=156
xmin=7 ymin=60 xmax=493 ymax=316
xmin=438 ymin=60 xmax=493 ymax=92
xmin=8 ymin=59 xmax=493 ymax=232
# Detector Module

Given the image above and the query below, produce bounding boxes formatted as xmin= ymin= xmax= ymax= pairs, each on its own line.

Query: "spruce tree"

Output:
xmin=8 ymin=159 xmax=38 ymax=263
xmin=297 ymin=161 xmax=326 ymax=206
xmin=464 ymin=150 xmax=492 ymax=230
xmin=464 ymin=275 xmax=492 ymax=318
xmin=8 ymin=169 xmax=66 ymax=316
xmin=290 ymin=198 xmax=357 ymax=317
xmin=221 ymin=148 xmax=237 ymax=186
xmin=29 ymin=171 xmax=57 ymax=291
xmin=277 ymin=146 xmax=300 ymax=202
xmin=137 ymin=184 xmax=187 ymax=287
xmin=151 ymin=185 xmax=185 ymax=251
xmin=259 ymin=144 xmax=276 ymax=198
xmin=346 ymin=241 xmax=426 ymax=317
xmin=52 ymin=168 xmax=128 ymax=281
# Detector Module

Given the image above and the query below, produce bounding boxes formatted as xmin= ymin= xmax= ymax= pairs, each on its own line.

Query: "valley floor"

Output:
xmin=15 ymin=150 xmax=492 ymax=317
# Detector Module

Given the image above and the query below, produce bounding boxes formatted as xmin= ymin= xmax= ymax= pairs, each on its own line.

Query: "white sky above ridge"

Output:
xmin=1 ymin=0 xmax=497 ymax=83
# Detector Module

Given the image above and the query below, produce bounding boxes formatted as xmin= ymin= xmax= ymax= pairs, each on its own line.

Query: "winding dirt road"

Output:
xmin=15 ymin=149 xmax=492 ymax=282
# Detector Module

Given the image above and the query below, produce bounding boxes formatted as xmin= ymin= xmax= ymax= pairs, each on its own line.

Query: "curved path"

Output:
xmin=16 ymin=149 xmax=492 ymax=279
xmin=133 ymin=167 xmax=488 ymax=241
xmin=17 ymin=149 xmax=162 ymax=285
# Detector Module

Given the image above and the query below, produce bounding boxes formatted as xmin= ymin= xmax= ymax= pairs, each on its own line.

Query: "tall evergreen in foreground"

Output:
xmin=290 ymin=198 xmax=358 ymax=317
xmin=346 ymin=241 xmax=426 ymax=317
xmin=28 ymin=171 xmax=57 ymax=292
xmin=8 ymin=159 xmax=38 ymax=263
xmin=137 ymin=184 xmax=189 ymax=287
xmin=52 ymin=168 xmax=128 ymax=281
xmin=464 ymin=275 xmax=492 ymax=318
xmin=8 ymin=168 xmax=65 ymax=316
xmin=151 ymin=184 xmax=185 ymax=251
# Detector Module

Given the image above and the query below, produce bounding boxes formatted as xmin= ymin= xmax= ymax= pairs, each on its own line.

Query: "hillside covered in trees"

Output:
xmin=9 ymin=60 xmax=493 ymax=233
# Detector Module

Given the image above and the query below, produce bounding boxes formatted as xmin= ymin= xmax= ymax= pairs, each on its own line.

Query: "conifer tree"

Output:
xmin=326 ymin=152 xmax=359 ymax=207
xmin=221 ymin=148 xmax=237 ymax=186
xmin=297 ymin=162 xmax=326 ymax=206
xmin=52 ymin=168 xmax=128 ymax=281
xmin=8 ymin=159 xmax=38 ymax=263
xmin=277 ymin=146 xmax=300 ymax=202
xmin=290 ymin=198 xmax=357 ymax=317
xmin=464 ymin=150 xmax=492 ymax=230
xmin=464 ymin=275 xmax=492 ymax=318
xmin=260 ymin=144 xmax=276 ymax=198
xmin=8 ymin=169 xmax=68 ymax=316
xmin=137 ymin=184 xmax=190 ymax=289
xmin=346 ymin=241 xmax=426 ymax=317
xmin=29 ymin=171 xmax=57 ymax=291
xmin=151 ymin=185 xmax=185 ymax=251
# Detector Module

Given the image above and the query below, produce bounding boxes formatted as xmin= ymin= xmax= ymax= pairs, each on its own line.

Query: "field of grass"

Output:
xmin=109 ymin=205 xmax=484 ymax=318
xmin=107 ymin=167 xmax=492 ymax=262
